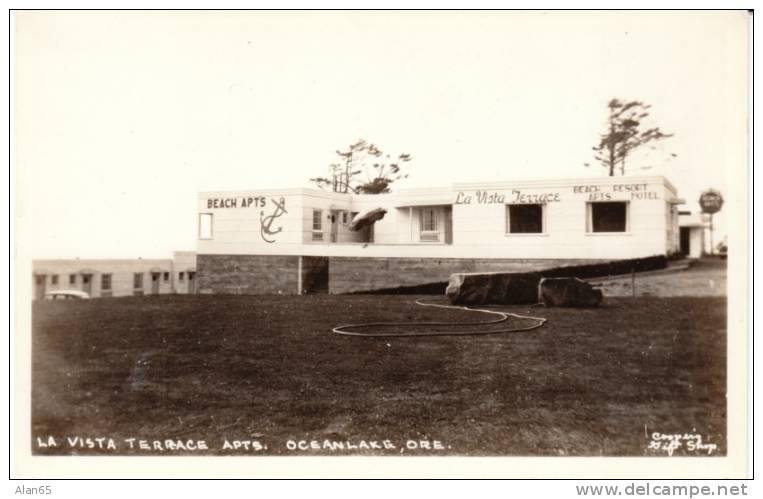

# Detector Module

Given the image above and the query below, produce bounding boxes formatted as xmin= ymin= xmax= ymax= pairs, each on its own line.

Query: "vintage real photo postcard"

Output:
xmin=11 ymin=9 xmax=751 ymax=478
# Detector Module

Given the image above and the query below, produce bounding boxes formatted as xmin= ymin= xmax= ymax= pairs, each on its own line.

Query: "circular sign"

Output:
xmin=699 ymin=189 xmax=724 ymax=214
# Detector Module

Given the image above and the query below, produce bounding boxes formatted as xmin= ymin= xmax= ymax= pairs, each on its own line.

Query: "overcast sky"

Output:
xmin=15 ymin=11 xmax=748 ymax=259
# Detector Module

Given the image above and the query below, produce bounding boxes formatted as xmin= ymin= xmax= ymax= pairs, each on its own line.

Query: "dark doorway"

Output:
xmin=34 ymin=275 xmax=46 ymax=300
xmin=680 ymin=227 xmax=690 ymax=256
xmin=187 ymin=271 xmax=196 ymax=294
xmin=330 ymin=211 xmax=339 ymax=243
xmin=360 ymin=224 xmax=374 ymax=243
xmin=301 ymin=256 xmax=329 ymax=294
xmin=151 ymin=273 xmax=161 ymax=294
xmin=81 ymin=274 xmax=92 ymax=296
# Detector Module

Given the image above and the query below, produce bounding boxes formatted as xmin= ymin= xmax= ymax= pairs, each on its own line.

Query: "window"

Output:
xmin=51 ymin=275 xmax=59 ymax=285
xmin=341 ymin=212 xmax=348 ymax=224
xmin=35 ymin=275 xmax=45 ymax=285
xmin=419 ymin=208 xmax=439 ymax=242
xmin=163 ymin=272 xmax=169 ymax=281
xmin=199 ymin=213 xmax=213 ymax=239
xmin=101 ymin=274 xmax=112 ymax=291
xmin=312 ymin=209 xmax=323 ymax=240
xmin=179 ymin=272 xmax=185 ymax=281
xmin=312 ymin=210 xmax=323 ymax=231
xmin=588 ymin=202 xmax=628 ymax=233
xmin=421 ymin=208 xmax=437 ymax=232
xmin=69 ymin=274 xmax=77 ymax=285
xmin=507 ymin=204 xmax=544 ymax=234
xmin=133 ymin=273 xmax=143 ymax=289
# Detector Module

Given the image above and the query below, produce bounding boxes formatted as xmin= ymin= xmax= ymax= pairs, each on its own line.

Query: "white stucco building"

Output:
xmin=195 ymin=176 xmax=684 ymax=294
xmin=32 ymin=252 xmax=197 ymax=300
xmin=678 ymin=211 xmax=710 ymax=259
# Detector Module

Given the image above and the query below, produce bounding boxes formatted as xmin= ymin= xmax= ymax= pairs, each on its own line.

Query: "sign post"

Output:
xmin=699 ymin=189 xmax=724 ymax=255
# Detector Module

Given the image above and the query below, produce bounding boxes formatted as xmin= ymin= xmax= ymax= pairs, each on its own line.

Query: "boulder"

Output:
xmin=538 ymin=277 xmax=603 ymax=307
xmin=446 ymin=272 xmax=541 ymax=306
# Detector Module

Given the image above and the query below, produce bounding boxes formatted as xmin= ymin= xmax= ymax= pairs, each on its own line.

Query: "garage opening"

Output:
xmin=301 ymin=256 xmax=329 ymax=294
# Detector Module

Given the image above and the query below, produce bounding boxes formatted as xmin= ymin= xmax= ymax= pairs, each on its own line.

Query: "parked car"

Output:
xmin=44 ymin=290 xmax=90 ymax=300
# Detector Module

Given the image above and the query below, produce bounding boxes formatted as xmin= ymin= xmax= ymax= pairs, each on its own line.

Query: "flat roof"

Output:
xmin=199 ymin=175 xmax=679 ymax=200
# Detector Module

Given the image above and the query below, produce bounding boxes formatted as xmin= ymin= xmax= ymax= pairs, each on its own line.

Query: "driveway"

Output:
xmin=590 ymin=258 xmax=727 ymax=297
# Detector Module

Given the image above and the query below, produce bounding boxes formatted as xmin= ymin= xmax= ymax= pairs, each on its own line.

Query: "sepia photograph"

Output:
xmin=11 ymin=8 xmax=750 ymax=479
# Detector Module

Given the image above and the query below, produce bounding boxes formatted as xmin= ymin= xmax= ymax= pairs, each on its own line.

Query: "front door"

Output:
xmin=187 ymin=271 xmax=196 ymax=294
xmin=34 ymin=275 xmax=46 ymax=300
xmin=679 ymin=227 xmax=690 ymax=256
xmin=330 ymin=211 xmax=339 ymax=243
xmin=151 ymin=273 xmax=161 ymax=294
xmin=81 ymin=274 xmax=92 ymax=296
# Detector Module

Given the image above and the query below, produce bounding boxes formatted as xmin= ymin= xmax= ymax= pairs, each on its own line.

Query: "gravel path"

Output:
xmin=591 ymin=258 xmax=727 ymax=297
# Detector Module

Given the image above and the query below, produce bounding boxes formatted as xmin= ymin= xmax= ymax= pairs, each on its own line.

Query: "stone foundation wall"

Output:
xmin=326 ymin=257 xmax=604 ymax=294
xmin=197 ymin=254 xmax=299 ymax=294
xmin=196 ymin=254 xmax=651 ymax=295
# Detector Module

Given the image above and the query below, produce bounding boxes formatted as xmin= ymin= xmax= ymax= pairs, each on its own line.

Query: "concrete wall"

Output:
xmin=326 ymin=257 xmax=604 ymax=294
xmin=195 ymin=254 xmax=607 ymax=295
xmin=196 ymin=254 xmax=300 ymax=295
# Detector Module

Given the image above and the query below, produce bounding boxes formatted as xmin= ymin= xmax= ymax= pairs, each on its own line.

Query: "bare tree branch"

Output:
xmin=310 ymin=139 xmax=414 ymax=194
xmin=587 ymin=98 xmax=674 ymax=176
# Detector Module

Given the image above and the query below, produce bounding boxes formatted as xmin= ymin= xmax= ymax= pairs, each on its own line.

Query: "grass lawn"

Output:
xmin=31 ymin=294 xmax=726 ymax=456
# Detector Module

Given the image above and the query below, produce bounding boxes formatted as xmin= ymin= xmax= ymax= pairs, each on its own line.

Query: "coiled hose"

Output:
xmin=332 ymin=298 xmax=547 ymax=338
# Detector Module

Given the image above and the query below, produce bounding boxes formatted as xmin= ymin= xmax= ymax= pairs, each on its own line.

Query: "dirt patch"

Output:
xmin=592 ymin=258 xmax=727 ymax=297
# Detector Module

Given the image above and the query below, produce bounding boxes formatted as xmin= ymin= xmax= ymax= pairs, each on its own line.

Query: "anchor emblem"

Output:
xmin=260 ymin=197 xmax=288 ymax=243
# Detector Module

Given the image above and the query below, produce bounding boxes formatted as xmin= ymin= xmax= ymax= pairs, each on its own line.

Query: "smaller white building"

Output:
xmin=32 ymin=251 xmax=197 ymax=299
xmin=678 ymin=212 xmax=709 ymax=259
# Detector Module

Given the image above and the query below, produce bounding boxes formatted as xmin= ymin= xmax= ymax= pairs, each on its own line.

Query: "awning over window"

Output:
xmin=349 ymin=207 xmax=387 ymax=231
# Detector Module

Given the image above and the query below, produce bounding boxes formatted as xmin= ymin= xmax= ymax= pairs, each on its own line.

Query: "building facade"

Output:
xmin=33 ymin=251 xmax=197 ymax=299
xmin=196 ymin=176 xmax=684 ymax=294
xmin=678 ymin=212 xmax=709 ymax=258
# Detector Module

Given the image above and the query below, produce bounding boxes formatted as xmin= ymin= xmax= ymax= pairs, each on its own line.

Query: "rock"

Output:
xmin=446 ymin=272 xmax=541 ymax=306
xmin=538 ymin=277 xmax=603 ymax=307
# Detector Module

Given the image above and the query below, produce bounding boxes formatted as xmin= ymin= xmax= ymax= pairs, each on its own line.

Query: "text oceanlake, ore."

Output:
xmin=34 ymin=435 xmax=451 ymax=454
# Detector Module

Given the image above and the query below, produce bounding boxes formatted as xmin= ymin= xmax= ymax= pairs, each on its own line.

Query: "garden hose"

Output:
xmin=332 ymin=298 xmax=547 ymax=337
